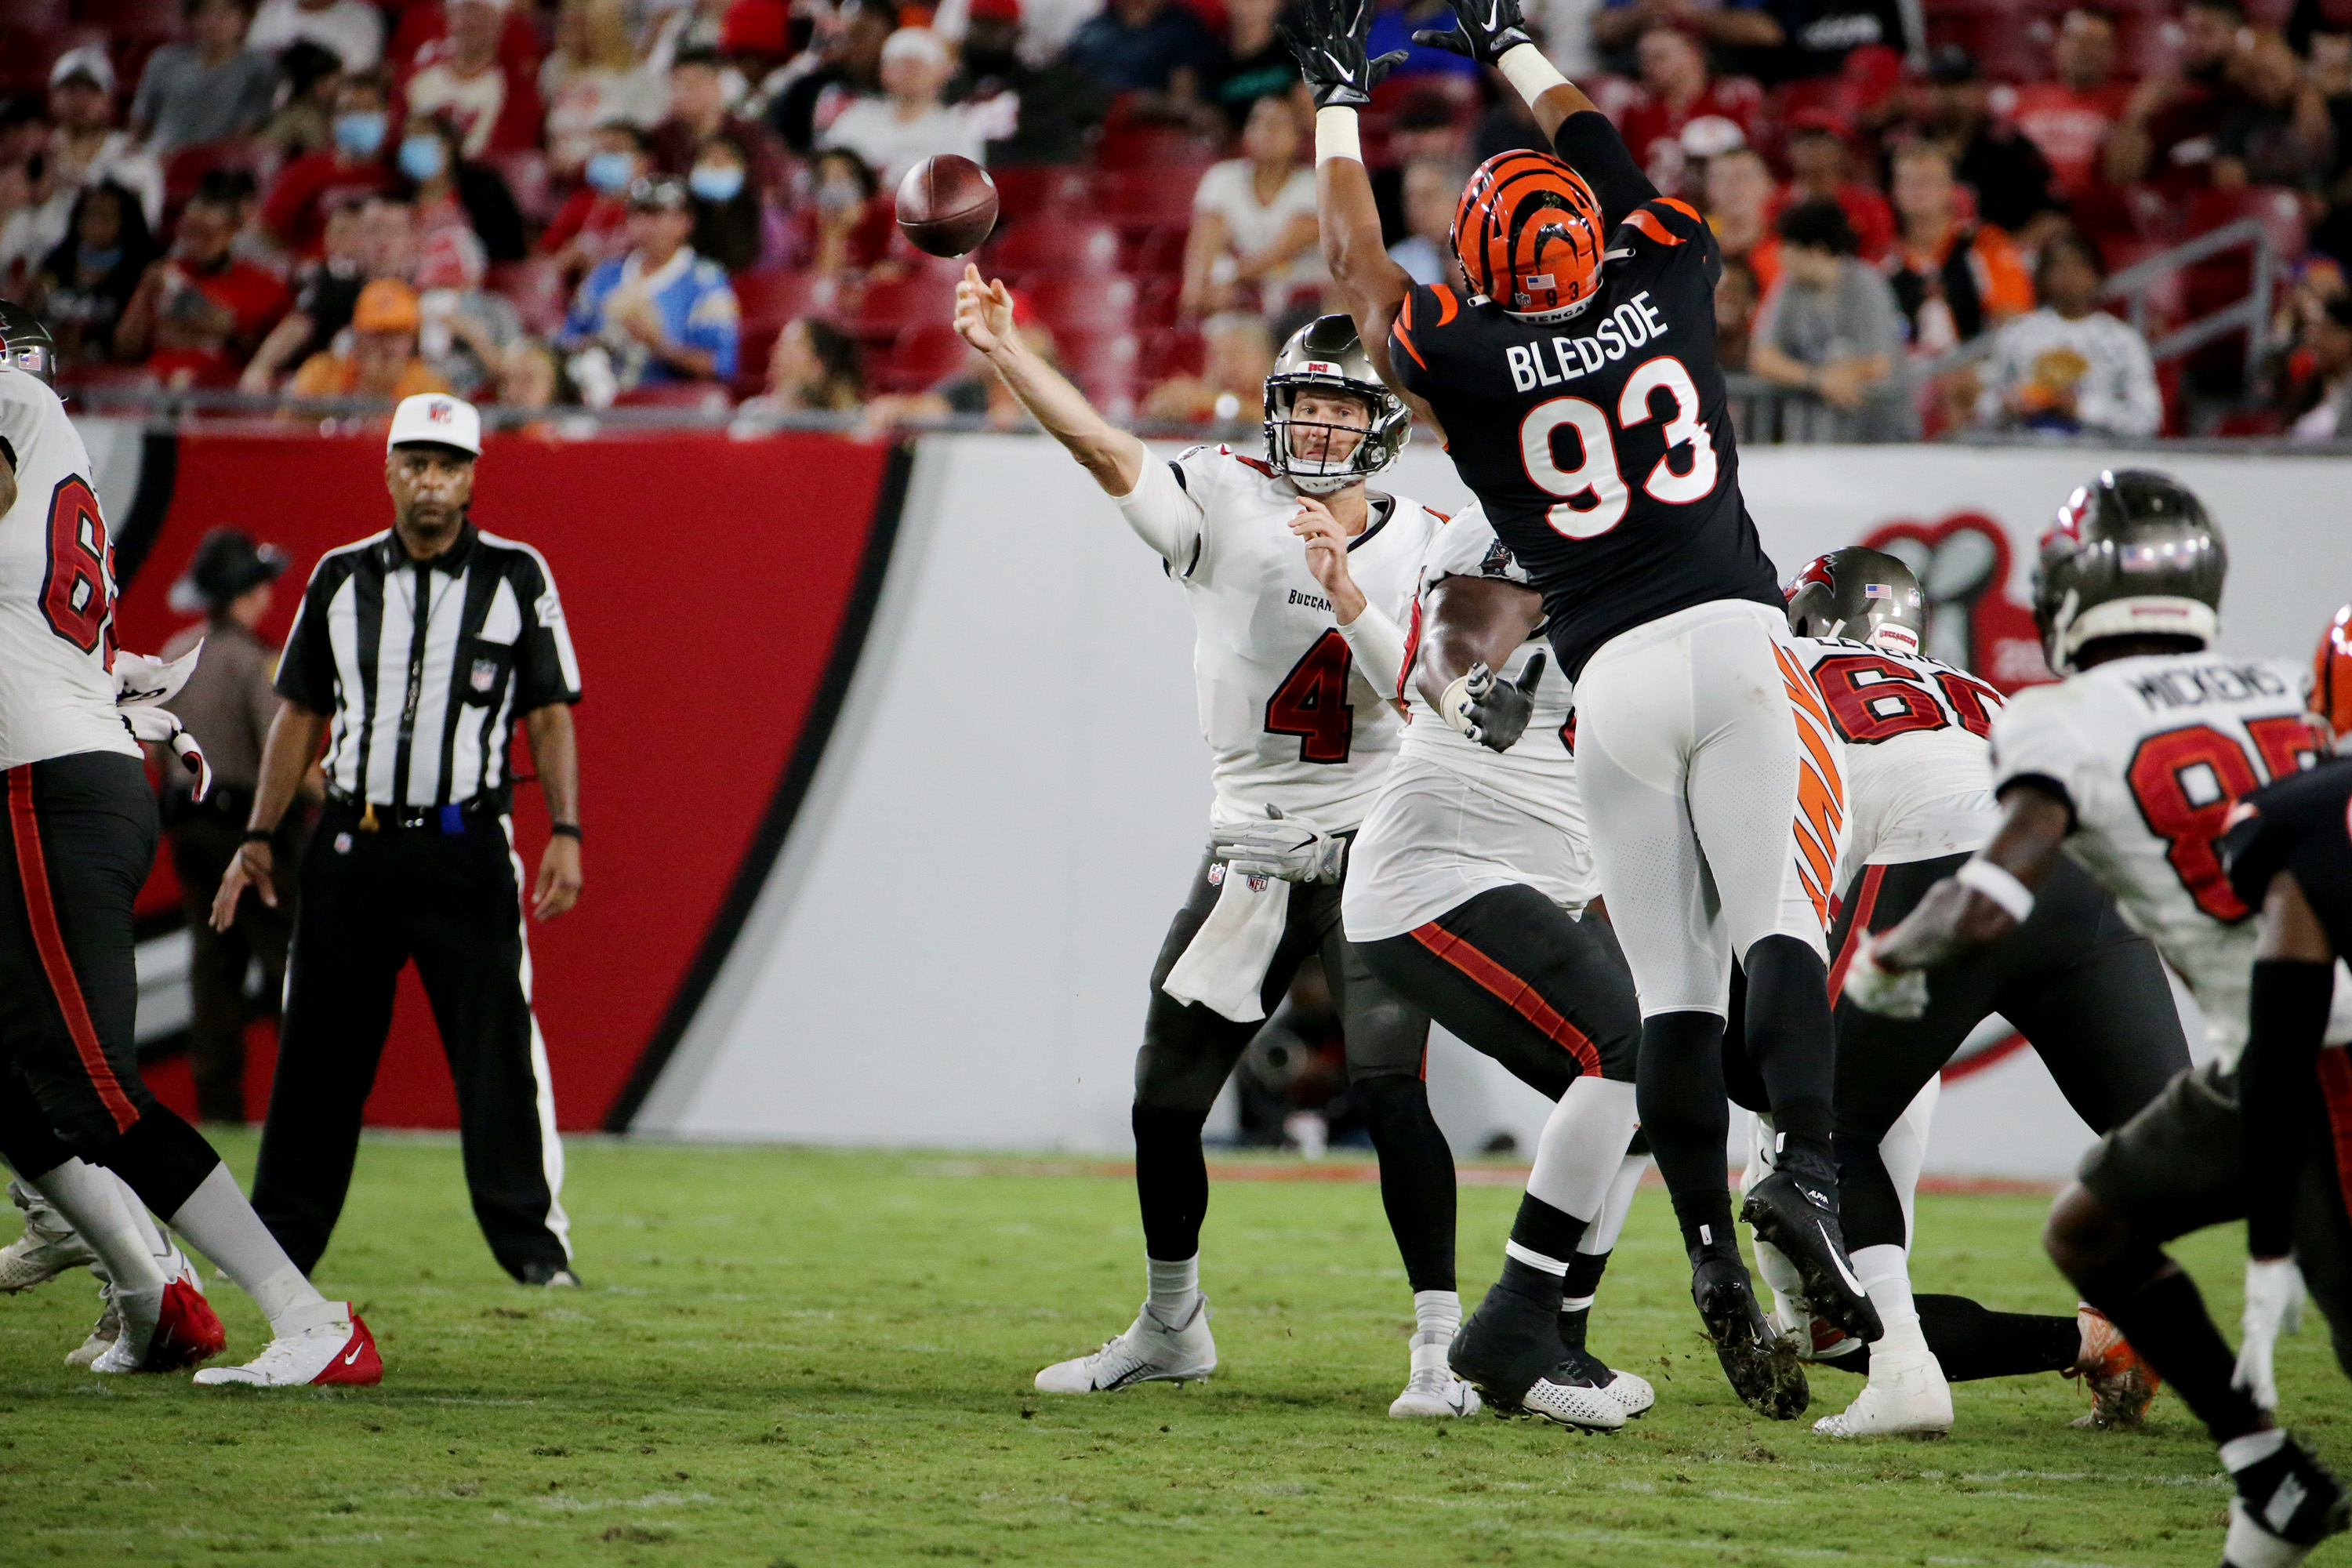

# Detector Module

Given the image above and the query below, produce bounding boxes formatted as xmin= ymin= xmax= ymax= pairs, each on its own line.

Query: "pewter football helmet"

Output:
xmin=2034 ymin=469 xmax=2225 ymax=674
xmin=1262 ymin=314 xmax=1409 ymax=495
xmin=0 ymin=299 xmax=58 ymax=389
xmin=1784 ymin=547 xmax=1928 ymax=654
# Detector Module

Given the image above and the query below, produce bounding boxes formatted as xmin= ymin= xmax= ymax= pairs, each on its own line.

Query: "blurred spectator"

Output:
xmin=1387 ymin=158 xmax=1462 ymax=285
xmin=1743 ymin=0 xmax=1908 ymax=85
xmin=396 ymin=114 xmax=528 ymax=262
xmin=1715 ymin=251 xmax=1759 ymax=369
xmin=820 ymin=28 xmax=987 ymax=184
xmin=688 ymin=132 xmax=779 ymax=272
xmin=115 ymin=189 xmax=292 ymax=385
xmin=1062 ymin=0 xmax=1219 ymax=96
xmin=1706 ymin=145 xmax=1780 ymax=289
xmin=386 ymin=0 xmax=543 ymax=93
xmin=1591 ymin=0 xmax=1780 ymax=64
xmin=1371 ymin=89 xmax=1468 ymax=242
xmin=416 ymin=227 xmax=524 ymax=394
xmin=765 ymin=0 xmax=897 ymax=157
xmin=2214 ymin=31 xmax=2335 ymax=190
xmin=947 ymin=0 xmax=1110 ymax=163
xmin=540 ymin=122 xmax=651 ymax=277
xmin=263 ymin=73 xmax=397 ymax=256
xmin=2285 ymin=292 xmax=2352 ymax=437
xmin=258 ymin=41 xmax=351 ymax=159
xmin=1903 ymin=45 xmax=2064 ymax=240
xmin=2009 ymin=8 xmax=2130 ymax=203
xmin=1367 ymin=0 xmax=1481 ymax=85
xmin=739 ymin=317 xmax=867 ymax=414
xmin=1883 ymin=141 xmax=2030 ymax=355
xmin=1180 ymin=96 xmax=1322 ymax=321
xmin=654 ymin=47 xmax=789 ymax=198
xmin=1616 ymin=27 xmax=1762 ymax=197
xmin=0 ymin=154 xmax=70 ymax=296
xmin=46 ymin=49 xmax=165 ymax=231
xmin=201 ymin=167 xmax=277 ymax=274
xmin=495 ymin=337 xmax=567 ymax=409
xmin=935 ymin=0 xmax=1103 ymax=69
xmin=1141 ymin=313 xmax=1275 ymax=422
xmin=2107 ymin=0 xmax=2251 ymax=187
xmin=641 ymin=0 xmax=739 ymax=77
xmin=32 ymin=182 xmax=161 ymax=366
xmin=1198 ymin=0 xmax=1302 ymax=135
xmin=542 ymin=0 xmax=665 ymax=175
xmin=243 ymin=197 xmax=372 ymax=387
xmin=249 ymin=0 xmax=386 ymax=74
xmin=798 ymin=146 xmax=895 ymax=276
xmin=1971 ymin=229 xmax=2160 ymax=437
xmin=404 ymin=0 xmax=546 ymax=158
xmin=1748 ymin=198 xmax=1914 ymax=438
xmin=1783 ymin=110 xmax=1893 ymax=263
xmin=287 ymin=276 xmax=450 ymax=399
xmin=132 ymin=0 xmax=281 ymax=158
xmin=559 ymin=174 xmax=740 ymax=397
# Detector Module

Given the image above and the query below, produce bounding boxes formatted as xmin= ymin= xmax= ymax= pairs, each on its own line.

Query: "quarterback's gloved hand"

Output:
xmin=1283 ymin=0 xmax=1408 ymax=110
xmin=2234 ymin=1256 xmax=2307 ymax=1410
xmin=1210 ymin=804 xmax=1348 ymax=884
xmin=1412 ymin=0 xmax=1537 ymax=67
xmin=1437 ymin=653 xmax=1545 ymax=752
xmin=1842 ymin=939 xmax=1929 ymax=1019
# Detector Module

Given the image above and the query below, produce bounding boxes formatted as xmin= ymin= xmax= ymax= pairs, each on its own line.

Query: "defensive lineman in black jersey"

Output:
xmin=1297 ymin=0 xmax=1872 ymax=1417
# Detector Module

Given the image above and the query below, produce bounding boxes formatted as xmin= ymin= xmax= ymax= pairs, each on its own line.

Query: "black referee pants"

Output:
xmin=252 ymin=800 xmax=569 ymax=1281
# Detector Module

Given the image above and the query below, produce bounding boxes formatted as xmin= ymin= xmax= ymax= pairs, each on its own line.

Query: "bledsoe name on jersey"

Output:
xmin=1396 ymin=505 xmax=1582 ymax=842
xmin=1989 ymin=652 xmax=2327 ymax=1065
xmin=1114 ymin=442 xmax=1441 ymax=832
xmin=1789 ymin=637 xmax=2005 ymax=890
xmin=0 ymin=368 xmax=139 ymax=771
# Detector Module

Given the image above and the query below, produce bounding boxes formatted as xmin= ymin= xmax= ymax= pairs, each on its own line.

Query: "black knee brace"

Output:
xmin=97 ymin=1106 xmax=222 ymax=1220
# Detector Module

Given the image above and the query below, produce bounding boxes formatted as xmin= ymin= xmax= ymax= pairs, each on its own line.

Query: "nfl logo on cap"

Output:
xmin=387 ymin=393 xmax=483 ymax=457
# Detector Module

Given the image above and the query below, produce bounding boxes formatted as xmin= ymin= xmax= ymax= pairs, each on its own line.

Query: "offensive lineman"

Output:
xmin=949 ymin=274 xmax=1473 ymax=1415
xmin=1854 ymin=471 xmax=2345 ymax=1566
xmin=1298 ymin=0 xmax=1875 ymax=1410
xmin=0 ymin=300 xmax=379 ymax=1386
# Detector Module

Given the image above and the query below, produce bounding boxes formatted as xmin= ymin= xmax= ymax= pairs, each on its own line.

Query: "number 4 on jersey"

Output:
xmin=1265 ymin=628 xmax=1353 ymax=764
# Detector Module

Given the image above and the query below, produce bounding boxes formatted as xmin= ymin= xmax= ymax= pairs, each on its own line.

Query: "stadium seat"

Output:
xmin=2114 ymin=13 xmax=2183 ymax=78
xmin=0 ymin=24 xmax=66 ymax=92
xmin=612 ymin=382 xmax=731 ymax=411
xmin=1025 ymin=271 xmax=1137 ymax=335
xmin=1 ymin=0 xmax=71 ymax=31
xmin=852 ymin=270 xmax=960 ymax=339
xmin=1054 ymin=328 xmax=1140 ymax=406
xmin=485 ymin=257 xmax=572 ymax=336
xmin=1092 ymin=167 xmax=1207 ymax=234
xmin=163 ymin=140 xmax=278 ymax=212
xmin=77 ymin=0 xmax=181 ymax=35
xmin=989 ymin=216 xmax=1121 ymax=275
xmin=1094 ymin=125 xmax=1222 ymax=172
xmin=875 ymin=321 xmax=971 ymax=394
xmin=2187 ymin=185 xmax=2307 ymax=261
xmin=988 ymin=163 xmax=1088 ymax=226
xmin=731 ymin=269 xmax=831 ymax=333
xmin=1122 ymin=227 xmax=1190 ymax=278
xmin=1142 ymin=325 xmax=1206 ymax=380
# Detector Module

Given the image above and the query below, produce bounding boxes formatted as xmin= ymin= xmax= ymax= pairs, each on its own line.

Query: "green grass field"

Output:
xmin=1 ymin=1135 xmax=2342 ymax=1568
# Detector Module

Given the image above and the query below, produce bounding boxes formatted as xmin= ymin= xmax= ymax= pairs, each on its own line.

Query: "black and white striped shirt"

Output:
xmin=275 ymin=522 xmax=581 ymax=810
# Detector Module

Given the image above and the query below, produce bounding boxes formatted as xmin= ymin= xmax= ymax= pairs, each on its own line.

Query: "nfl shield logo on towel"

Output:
xmin=470 ymin=657 xmax=498 ymax=692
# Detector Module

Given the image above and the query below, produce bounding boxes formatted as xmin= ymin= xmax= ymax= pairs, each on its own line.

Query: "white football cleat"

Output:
xmin=0 ymin=1181 xmax=96 ymax=1292
xmin=194 ymin=1300 xmax=381 ymax=1388
xmin=1523 ymin=1365 xmax=1628 ymax=1432
xmin=1813 ymin=1351 xmax=1952 ymax=1438
xmin=1034 ymin=1297 xmax=1214 ymax=1394
xmin=1389 ymin=1334 xmax=1482 ymax=1417
xmin=64 ymin=1285 xmax=120 ymax=1368
xmin=1595 ymin=1366 xmax=1656 ymax=1417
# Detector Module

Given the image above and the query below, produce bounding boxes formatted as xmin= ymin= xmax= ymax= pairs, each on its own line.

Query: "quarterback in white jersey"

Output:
xmin=949 ymin=278 xmax=1475 ymax=1417
xmin=1856 ymin=472 xmax=2347 ymax=1568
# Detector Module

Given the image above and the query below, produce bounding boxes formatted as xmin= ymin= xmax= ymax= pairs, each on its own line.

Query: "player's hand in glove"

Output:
xmin=1843 ymin=938 xmax=1929 ymax=1019
xmin=1211 ymin=804 xmax=1348 ymax=884
xmin=1283 ymin=0 xmax=1407 ymax=110
xmin=1437 ymin=654 xmax=1545 ymax=752
xmin=2234 ymin=1256 xmax=2307 ymax=1410
xmin=1413 ymin=0 xmax=1537 ymax=66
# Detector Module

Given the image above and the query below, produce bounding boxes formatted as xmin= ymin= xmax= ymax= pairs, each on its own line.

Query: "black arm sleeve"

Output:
xmin=2240 ymin=960 xmax=2332 ymax=1258
xmin=1549 ymin=111 xmax=1657 ymax=232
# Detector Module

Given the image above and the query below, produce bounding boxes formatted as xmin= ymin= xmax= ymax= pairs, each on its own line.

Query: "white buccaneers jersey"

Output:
xmin=1398 ymin=503 xmax=1583 ymax=842
xmin=1116 ymin=444 xmax=1442 ymax=832
xmin=1788 ymin=637 xmax=2005 ymax=891
xmin=1991 ymin=652 xmax=2325 ymax=1066
xmin=0 ymin=370 xmax=136 ymax=771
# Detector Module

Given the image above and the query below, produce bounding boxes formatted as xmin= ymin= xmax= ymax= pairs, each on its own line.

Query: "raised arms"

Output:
xmin=953 ymin=263 xmax=1146 ymax=498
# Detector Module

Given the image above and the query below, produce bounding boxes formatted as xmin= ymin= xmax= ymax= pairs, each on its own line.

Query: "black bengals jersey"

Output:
xmin=1390 ymin=111 xmax=1780 ymax=679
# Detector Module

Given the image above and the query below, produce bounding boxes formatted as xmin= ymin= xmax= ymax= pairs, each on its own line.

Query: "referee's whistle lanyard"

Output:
xmin=361 ymin=559 xmax=444 ymax=836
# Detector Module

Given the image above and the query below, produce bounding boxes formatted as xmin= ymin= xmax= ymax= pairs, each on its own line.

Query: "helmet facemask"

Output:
xmin=1271 ymin=385 xmax=1377 ymax=495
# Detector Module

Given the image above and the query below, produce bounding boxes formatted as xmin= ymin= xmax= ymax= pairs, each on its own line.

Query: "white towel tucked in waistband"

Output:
xmin=1160 ymin=865 xmax=1290 ymax=1022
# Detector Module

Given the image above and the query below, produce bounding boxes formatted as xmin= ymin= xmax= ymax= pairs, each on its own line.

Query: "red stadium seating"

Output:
xmin=1094 ymin=125 xmax=1222 ymax=172
xmin=1053 ymin=328 xmax=1141 ymax=406
xmin=1092 ymin=167 xmax=1207 ymax=234
xmin=1 ymin=0 xmax=71 ymax=32
xmin=987 ymin=164 xmax=1089 ymax=226
xmin=612 ymin=382 xmax=731 ymax=410
xmin=732 ymin=270 xmax=831 ymax=333
xmin=1121 ymin=227 xmax=1190 ymax=278
xmin=0 ymin=25 xmax=65 ymax=92
xmin=852 ymin=270 xmax=960 ymax=339
xmin=163 ymin=140 xmax=280 ymax=213
xmin=1025 ymin=272 xmax=1138 ymax=335
xmin=875 ymin=321 xmax=971 ymax=394
xmin=485 ymin=257 xmax=571 ymax=336
xmin=76 ymin=0 xmax=181 ymax=36
xmin=2188 ymin=185 xmax=2307 ymax=261
xmin=989 ymin=216 xmax=1122 ymax=275
xmin=2114 ymin=13 xmax=2183 ymax=79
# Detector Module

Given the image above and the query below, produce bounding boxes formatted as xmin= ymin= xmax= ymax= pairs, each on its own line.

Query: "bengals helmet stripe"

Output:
xmin=1450 ymin=150 xmax=1606 ymax=322
xmin=2315 ymin=601 xmax=2352 ymax=743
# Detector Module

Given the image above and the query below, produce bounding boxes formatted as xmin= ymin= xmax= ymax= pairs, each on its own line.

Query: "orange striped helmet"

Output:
xmin=1451 ymin=150 xmax=1607 ymax=322
xmin=2315 ymin=601 xmax=2352 ymax=747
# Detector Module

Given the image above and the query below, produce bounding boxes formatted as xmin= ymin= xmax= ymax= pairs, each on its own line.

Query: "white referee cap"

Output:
xmin=387 ymin=393 xmax=482 ymax=457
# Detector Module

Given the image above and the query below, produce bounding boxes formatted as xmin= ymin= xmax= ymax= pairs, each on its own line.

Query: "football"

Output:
xmin=894 ymin=154 xmax=1000 ymax=259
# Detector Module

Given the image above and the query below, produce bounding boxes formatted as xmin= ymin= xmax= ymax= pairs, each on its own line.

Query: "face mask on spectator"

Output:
xmin=586 ymin=151 xmax=634 ymax=194
xmin=399 ymin=135 xmax=448 ymax=181
xmin=336 ymin=111 xmax=388 ymax=159
xmin=815 ymin=178 xmax=863 ymax=216
xmin=689 ymin=164 xmax=745 ymax=203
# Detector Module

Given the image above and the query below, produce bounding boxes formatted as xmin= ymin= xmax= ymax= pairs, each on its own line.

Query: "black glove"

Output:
xmin=1411 ymin=0 xmax=1537 ymax=66
xmin=1439 ymin=652 xmax=1547 ymax=753
xmin=1283 ymin=0 xmax=1409 ymax=110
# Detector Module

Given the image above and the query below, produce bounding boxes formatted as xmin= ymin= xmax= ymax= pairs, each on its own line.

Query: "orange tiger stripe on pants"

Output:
xmin=1775 ymin=644 xmax=1848 ymax=931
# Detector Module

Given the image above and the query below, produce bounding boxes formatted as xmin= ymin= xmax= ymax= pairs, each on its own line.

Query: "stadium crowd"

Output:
xmin=2 ymin=0 xmax=2352 ymax=434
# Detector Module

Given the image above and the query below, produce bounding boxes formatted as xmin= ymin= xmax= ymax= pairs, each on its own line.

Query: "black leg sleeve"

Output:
xmin=1638 ymin=1010 xmax=1735 ymax=1252
xmin=1915 ymin=1294 xmax=2083 ymax=1381
xmin=1354 ymin=1074 xmax=1457 ymax=1294
xmin=1740 ymin=935 xmax=1835 ymax=1145
xmin=1134 ymin=1104 xmax=1213 ymax=1262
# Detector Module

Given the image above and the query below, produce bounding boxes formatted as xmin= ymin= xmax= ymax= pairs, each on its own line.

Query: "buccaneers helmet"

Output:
xmin=0 ymin=299 xmax=58 ymax=389
xmin=2034 ymin=470 xmax=2226 ymax=675
xmin=1451 ymin=151 xmax=1606 ymax=323
xmin=1784 ymin=547 xmax=1929 ymax=653
xmin=1262 ymin=314 xmax=1410 ymax=495
xmin=2314 ymin=601 xmax=2351 ymax=748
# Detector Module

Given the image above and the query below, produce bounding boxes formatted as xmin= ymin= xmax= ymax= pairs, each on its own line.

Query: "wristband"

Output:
xmin=1313 ymin=106 xmax=1362 ymax=167
xmin=1955 ymin=857 xmax=2035 ymax=922
xmin=242 ymin=828 xmax=274 ymax=844
xmin=1436 ymin=673 xmax=1477 ymax=736
xmin=550 ymin=823 xmax=583 ymax=841
xmin=1497 ymin=42 xmax=1569 ymax=106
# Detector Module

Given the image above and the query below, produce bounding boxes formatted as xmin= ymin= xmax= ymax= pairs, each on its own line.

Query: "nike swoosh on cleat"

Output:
xmin=343 ymin=1343 xmax=364 ymax=1365
xmin=1819 ymin=1221 xmax=1865 ymax=1297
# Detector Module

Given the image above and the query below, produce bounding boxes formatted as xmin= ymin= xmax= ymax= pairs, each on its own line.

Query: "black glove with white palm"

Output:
xmin=1437 ymin=652 xmax=1546 ymax=752
xmin=1211 ymin=804 xmax=1348 ymax=884
xmin=1411 ymin=0 xmax=1537 ymax=65
xmin=1283 ymin=0 xmax=1408 ymax=110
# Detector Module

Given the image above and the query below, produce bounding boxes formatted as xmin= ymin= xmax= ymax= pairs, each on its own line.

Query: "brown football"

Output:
xmin=895 ymin=154 xmax=1000 ymax=259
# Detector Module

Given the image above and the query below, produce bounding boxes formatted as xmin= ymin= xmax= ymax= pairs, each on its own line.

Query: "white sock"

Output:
xmin=30 ymin=1158 xmax=165 ymax=1301
xmin=1412 ymin=1289 xmax=1461 ymax=1345
xmin=1526 ymin=1077 xmax=1639 ymax=1225
xmin=1853 ymin=1243 xmax=1928 ymax=1358
xmin=112 ymin=1171 xmax=174 ymax=1265
xmin=1583 ymin=1153 xmax=1648 ymax=1257
xmin=2221 ymin=1428 xmax=2288 ymax=1472
xmin=1145 ymin=1254 xmax=1200 ymax=1328
xmin=166 ymin=1164 xmax=325 ymax=1330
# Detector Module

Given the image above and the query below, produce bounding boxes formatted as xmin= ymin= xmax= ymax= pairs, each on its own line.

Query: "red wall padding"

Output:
xmin=111 ymin=429 xmax=895 ymax=1131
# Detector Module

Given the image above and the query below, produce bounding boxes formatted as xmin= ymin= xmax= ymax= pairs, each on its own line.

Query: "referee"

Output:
xmin=212 ymin=393 xmax=587 ymax=1287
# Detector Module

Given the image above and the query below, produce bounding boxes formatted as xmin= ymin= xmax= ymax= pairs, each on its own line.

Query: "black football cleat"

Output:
xmin=1450 ymin=1275 xmax=1570 ymax=1412
xmin=1692 ymin=1248 xmax=1809 ymax=1421
xmin=2224 ymin=1434 xmax=2350 ymax=1567
xmin=1740 ymin=1149 xmax=1882 ymax=1345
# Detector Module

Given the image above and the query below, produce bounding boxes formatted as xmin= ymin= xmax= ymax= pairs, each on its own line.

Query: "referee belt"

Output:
xmin=324 ymin=789 xmax=503 ymax=835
